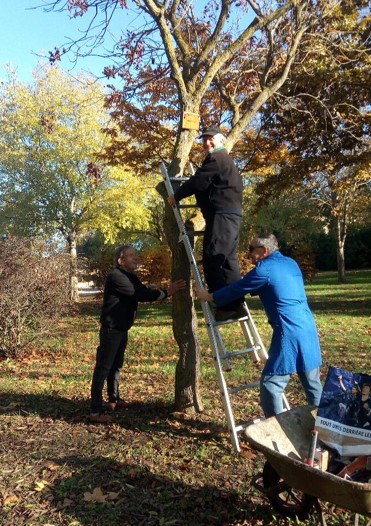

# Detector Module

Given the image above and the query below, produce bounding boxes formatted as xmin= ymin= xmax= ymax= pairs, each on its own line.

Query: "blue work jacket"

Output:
xmin=213 ymin=251 xmax=322 ymax=375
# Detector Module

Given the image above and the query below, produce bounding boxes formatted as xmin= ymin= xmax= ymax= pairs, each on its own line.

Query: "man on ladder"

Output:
xmin=167 ymin=125 xmax=247 ymax=322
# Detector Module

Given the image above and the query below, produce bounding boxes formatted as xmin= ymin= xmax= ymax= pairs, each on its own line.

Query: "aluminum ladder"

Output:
xmin=161 ymin=162 xmax=290 ymax=453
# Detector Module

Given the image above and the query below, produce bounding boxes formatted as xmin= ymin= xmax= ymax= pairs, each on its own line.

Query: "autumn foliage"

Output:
xmin=138 ymin=245 xmax=172 ymax=287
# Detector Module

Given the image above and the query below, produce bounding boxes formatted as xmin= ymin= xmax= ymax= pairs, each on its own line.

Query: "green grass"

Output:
xmin=0 ymin=270 xmax=370 ymax=525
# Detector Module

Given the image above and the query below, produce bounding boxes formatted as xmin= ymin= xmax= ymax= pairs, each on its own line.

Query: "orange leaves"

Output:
xmin=239 ymin=442 xmax=258 ymax=460
xmin=3 ymin=494 xmax=19 ymax=507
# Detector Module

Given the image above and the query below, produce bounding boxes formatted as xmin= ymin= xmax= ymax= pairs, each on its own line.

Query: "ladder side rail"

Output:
xmin=203 ymin=313 xmax=241 ymax=453
xmin=160 ymin=163 xmax=205 ymax=288
xmin=241 ymin=308 xmax=268 ymax=361
xmin=282 ymin=393 xmax=290 ymax=411
xmin=239 ymin=319 xmax=261 ymax=363
xmin=161 ymin=160 xmax=241 ymax=434
xmin=199 ymin=298 xmax=241 ymax=451
xmin=210 ymin=320 xmax=233 ymax=372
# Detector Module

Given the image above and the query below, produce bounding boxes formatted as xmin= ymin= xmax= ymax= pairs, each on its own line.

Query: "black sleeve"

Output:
xmin=174 ymin=155 xmax=216 ymax=202
xmin=133 ymin=276 xmax=162 ymax=303
xmin=112 ymin=270 xmax=162 ymax=303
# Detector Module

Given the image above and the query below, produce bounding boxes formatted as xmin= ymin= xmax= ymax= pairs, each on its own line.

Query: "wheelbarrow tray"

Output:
xmin=244 ymin=405 xmax=371 ymax=515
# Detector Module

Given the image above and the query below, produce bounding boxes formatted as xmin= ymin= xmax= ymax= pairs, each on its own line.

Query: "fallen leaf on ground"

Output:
xmin=35 ymin=480 xmax=51 ymax=491
xmin=4 ymin=495 xmax=18 ymax=505
xmin=83 ymin=487 xmax=106 ymax=503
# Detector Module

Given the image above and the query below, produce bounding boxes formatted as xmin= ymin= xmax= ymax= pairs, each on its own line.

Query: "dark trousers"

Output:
xmin=90 ymin=327 xmax=128 ymax=414
xmin=203 ymin=213 xmax=244 ymax=310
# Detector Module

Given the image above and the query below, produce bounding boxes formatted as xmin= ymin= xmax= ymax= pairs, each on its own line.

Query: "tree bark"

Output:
xmin=157 ymin=180 xmax=203 ymax=412
xmin=335 ymin=215 xmax=347 ymax=284
xmin=68 ymin=233 xmax=79 ymax=302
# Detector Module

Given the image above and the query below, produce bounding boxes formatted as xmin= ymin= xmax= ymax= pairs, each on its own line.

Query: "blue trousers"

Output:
xmin=90 ymin=327 xmax=128 ymax=414
xmin=260 ymin=367 xmax=322 ymax=418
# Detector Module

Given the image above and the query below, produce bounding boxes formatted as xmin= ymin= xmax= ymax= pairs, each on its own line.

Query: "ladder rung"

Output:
xmin=228 ymin=381 xmax=260 ymax=395
xmin=221 ymin=346 xmax=262 ymax=359
xmin=169 ymin=177 xmax=190 ymax=182
xmin=234 ymin=418 xmax=264 ymax=433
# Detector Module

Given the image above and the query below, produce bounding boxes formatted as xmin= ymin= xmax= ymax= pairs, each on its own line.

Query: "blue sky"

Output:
xmin=1 ymin=2 xmax=252 ymax=84
xmin=0 ymin=0 xmax=123 ymax=83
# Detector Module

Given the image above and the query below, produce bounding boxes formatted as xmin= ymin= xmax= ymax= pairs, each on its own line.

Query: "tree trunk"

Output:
xmin=68 ymin=233 xmax=79 ymax=302
xmin=157 ymin=177 xmax=204 ymax=413
xmin=335 ymin=215 xmax=347 ymax=284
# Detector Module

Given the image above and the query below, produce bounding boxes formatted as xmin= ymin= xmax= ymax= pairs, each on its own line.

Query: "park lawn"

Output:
xmin=0 ymin=270 xmax=370 ymax=526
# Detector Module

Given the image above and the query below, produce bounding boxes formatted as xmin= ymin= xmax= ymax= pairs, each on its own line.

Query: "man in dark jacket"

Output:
xmin=168 ymin=125 xmax=245 ymax=321
xmin=90 ymin=244 xmax=185 ymax=422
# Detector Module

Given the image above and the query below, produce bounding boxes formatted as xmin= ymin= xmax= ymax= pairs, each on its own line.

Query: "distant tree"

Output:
xmin=0 ymin=64 xmax=151 ymax=300
xmin=252 ymin=0 xmax=371 ymax=282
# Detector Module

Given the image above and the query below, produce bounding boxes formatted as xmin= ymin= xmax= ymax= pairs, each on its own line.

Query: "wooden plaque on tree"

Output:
xmin=182 ymin=112 xmax=200 ymax=131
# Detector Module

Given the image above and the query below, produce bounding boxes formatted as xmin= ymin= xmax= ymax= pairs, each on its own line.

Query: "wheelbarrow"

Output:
xmin=244 ymin=405 xmax=371 ymax=525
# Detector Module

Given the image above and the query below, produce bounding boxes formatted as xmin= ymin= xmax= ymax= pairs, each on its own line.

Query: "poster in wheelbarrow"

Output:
xmin=315 ymin=366 xmax=371 ymax=456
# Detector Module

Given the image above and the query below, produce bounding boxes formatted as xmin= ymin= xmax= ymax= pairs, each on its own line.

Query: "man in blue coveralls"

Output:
xmin=196 ymin=232 xmax=323 ymax=417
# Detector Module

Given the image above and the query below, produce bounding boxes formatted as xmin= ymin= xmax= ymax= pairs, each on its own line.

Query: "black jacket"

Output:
xmin=100 ymin=266 xmax=163 ymax=331
xmin=174 ymin=147 xmax=242 ymax=220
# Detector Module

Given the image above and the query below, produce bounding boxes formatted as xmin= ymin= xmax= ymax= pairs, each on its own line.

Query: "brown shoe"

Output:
xmin=89 ymin=412 xmax=115 ymax=423
xmin=106 ymin=399 xmax=126 ymax=411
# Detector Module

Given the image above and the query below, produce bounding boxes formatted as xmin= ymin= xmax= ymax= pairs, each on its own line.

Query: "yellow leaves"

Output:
xmin=88 ymin=163 xmax=157 ymax=244
xmin=34 ymin=479 xmax=52 ymax=492
xmin=83 ymin=486 xmax=120 ymax=503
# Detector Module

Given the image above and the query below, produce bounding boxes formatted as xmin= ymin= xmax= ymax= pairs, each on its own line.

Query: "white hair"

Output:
xmin=255 ymin=233 xmax=279 ymax=254
xmin=213 ymin=133 xmax=226 ymax=146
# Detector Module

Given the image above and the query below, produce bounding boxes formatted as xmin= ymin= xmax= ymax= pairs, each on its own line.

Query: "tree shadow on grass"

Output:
xmin=308 ymin=297 xmax=371 ymax=316
xmin=0 ymin=392 xmax=229 ymax=446
xmin=0 ymin=393 xmax=279 ymax=525
xmin=43 ymin=454 xmax=273 ymax=526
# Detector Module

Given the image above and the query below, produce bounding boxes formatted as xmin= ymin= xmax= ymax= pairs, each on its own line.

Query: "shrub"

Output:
xmin=0 ymin=238 xmax=71 ymax=358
